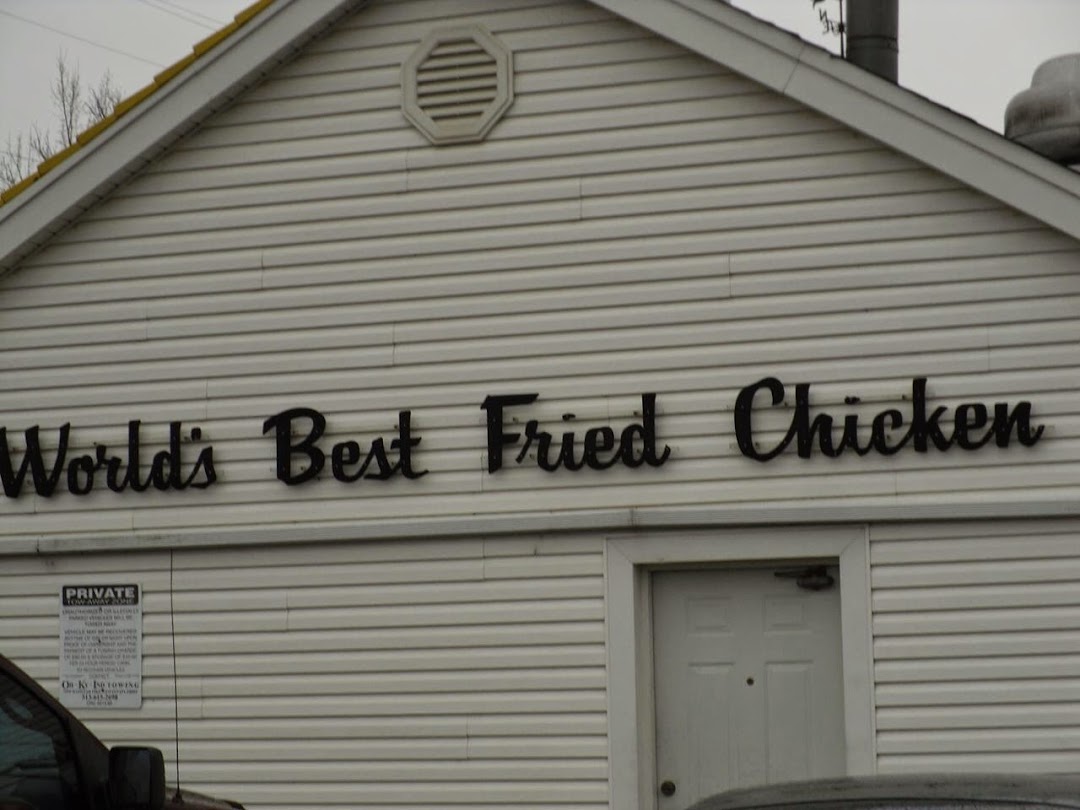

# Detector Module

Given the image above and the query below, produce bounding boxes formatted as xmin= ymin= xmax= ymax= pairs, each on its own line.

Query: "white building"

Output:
xmin=3 ymin=1 xmax=1080 ymax=808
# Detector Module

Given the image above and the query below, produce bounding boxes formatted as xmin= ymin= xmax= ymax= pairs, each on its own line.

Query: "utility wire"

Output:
xmin=145 ymin=0 xmax=225 ymax=26
xmin=134 ymin=0 xmax=219 ymax=31
xmin=0 ymin=9 xmax=163 ymax=67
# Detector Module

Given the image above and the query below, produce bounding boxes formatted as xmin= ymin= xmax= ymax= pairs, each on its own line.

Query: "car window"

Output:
xmin=0 ymin=670 xmax=85 ymax=810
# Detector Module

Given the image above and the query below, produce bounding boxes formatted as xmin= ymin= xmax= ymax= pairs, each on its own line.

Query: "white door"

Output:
xmin=652 ymin=566 xmax=846 ymax=808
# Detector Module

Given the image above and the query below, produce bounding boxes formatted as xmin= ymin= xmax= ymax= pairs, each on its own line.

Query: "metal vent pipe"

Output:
xmin=845 ymin=0 xmax=898 ymax=83
xmin=1005 ymin=54 xmax=1080 ymax=165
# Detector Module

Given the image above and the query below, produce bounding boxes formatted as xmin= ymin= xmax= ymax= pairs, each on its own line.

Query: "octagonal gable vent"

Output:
xmin=403 ymin=24 xmax=513 ymax=145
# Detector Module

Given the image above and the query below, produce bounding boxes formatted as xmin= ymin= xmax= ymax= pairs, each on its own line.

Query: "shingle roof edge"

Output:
xmin=0 ymin=0 xmax=276 ymax=207
xmin=0 ymin=0 xmax=366 ymax=274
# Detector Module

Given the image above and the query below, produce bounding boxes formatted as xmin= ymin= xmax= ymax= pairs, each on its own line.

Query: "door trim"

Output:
xmin=605 ymin=526 xmax=874 ymax=810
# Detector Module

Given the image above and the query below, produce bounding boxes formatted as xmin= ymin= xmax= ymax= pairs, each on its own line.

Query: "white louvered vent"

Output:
xmin=403 ymin=25 xmax=513 ymax=146
xmin=418 ymin=39 xmax=497 ymax=125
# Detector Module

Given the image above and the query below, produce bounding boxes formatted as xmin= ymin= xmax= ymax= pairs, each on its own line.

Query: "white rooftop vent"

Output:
xmin=402 ymin=24 xmax=514 ymax=146
xmin=1005 ymin=53 xmax=1080 ymax=166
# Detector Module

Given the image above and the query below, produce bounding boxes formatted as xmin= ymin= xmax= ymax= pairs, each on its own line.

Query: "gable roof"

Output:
xmin=0 ymin=0 xmax=276 ymax=209
xmin=0 ymin=0 xmax=368 ymax=275
xmin=591 ymin=0 xmax=1080 ymax=238
xmin=1 ymin=0 xmax=1079 ymax=276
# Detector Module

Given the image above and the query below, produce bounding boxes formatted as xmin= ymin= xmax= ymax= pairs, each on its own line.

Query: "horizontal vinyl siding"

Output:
xmin=871 ymin=518 xmax=1080 ymax=772
xmin=4 ymin=0 xmax=1080 ymax=538
xmin=7 ymin=0 xmax=1080 ymax=802
xmin=0 ymin=534 xmax=607 ymax=809
xmin=1 ymin=0 xmax=1078 ymax=530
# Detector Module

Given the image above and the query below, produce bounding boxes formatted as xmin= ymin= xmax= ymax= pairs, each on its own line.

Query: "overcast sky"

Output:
xmin=731 ymin=0 xmax=1080 ymax=133
xmin=0 ymin=0 xmax=251 ymax=162
xmin=1 ymin=0 xmax=1079 ymax=163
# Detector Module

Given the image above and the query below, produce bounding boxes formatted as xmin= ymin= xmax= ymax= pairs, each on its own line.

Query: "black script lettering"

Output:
xmin=517 ymin=420 xmax=556 ymax=470
xmin=151 ymin=422 xmax=193 ymax=491
xmin=67 ymin=454 xmax=96 ymax=496
xmin=98 ymin=421 xmax=213 ymax=494
xmin=102 ymin=421 xmax=152 ymax=492
xmin=484 ymin=393 xmax=670 ymax=473
xmin=953 ymin=403 xmax=991 ymax=451
xmin=903 ymin=378 xmax=954 ymax=452
xmin=188 ymin=445 xmax=217 ymax=490
xmin=0 ymin=424 xmax=70 ymax=497
xmin=838 ymin=413 xmax=874 ymax=456
xmin=332 ymin=438 xmax=393 ymax=481
xmin=734 ymin=378 xmax=791 ymax=462
xmin=990 ymin=401 xmax=1045 ymax=448
xmin=735 ymin=377 xmax=1046 ymax=461
xmin=794 ymin=383 xmax=839 ymax=459
xmin=870 ymin=409 xmax=907 ymax=455
xmin=263 ymin=408 xmax=427 ymax=486
xmin=148 ymin=421 xmax=215 ymax=490
xmin=391 ymin=412 xmax=427 ymax=480
xmin=481 ymin=394 xmax=539 ymax=473
xmin=99 ymin=443 xmax=125 ymax=491
xmin=619 ymin=394 xmax=671 ymax=468
xmin=263 ymin=408 xmax=327 ymax=485
xmin=558 ymin=417 xmax=586 ymax=472
xmin=1 ymin=420 xmax=214 ymax=498
xmin=584 ymin=427 xmax=618 ymax=470
xmin=331 ymin=441 xmax=364 ymax=482
xmin=738 ymin=380 xmax=873 ymax=460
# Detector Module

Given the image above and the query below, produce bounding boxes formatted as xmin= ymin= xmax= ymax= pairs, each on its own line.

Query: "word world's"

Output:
xmin=0 ymin=421 xmax=215 ymax=498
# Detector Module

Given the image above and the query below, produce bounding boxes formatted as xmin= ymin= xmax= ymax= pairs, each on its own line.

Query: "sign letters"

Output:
xmin=0 ymin=380 xmax=1047 ymax=499
xmin=0 ymin=421 xmax=215 ymax=498
xmin=480 ymin=393 xmax=671 ymax=473
xmin=734 ymin=377 xmax=1045 ymax=461
xmin=261 ymin=407 xmax=427 ymax=485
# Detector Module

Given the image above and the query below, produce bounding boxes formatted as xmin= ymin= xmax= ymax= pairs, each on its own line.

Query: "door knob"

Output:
xmin=660 ymin=780 xmax=677 ymax=797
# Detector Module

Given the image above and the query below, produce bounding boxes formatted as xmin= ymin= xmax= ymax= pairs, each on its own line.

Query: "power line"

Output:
xmin=145 ymin=0 xmax=225 ymax=26
xmin=0 ymin=9 xmax=163 ymax=68
xmin=134 ymin=0 xmax=219 ymax=31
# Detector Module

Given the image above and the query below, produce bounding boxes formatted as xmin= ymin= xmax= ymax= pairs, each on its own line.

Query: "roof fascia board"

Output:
xmin=591 ymin=0 xmax=1080 ymax=244
xmin=0 ymin=0 xmax=365 ymax=274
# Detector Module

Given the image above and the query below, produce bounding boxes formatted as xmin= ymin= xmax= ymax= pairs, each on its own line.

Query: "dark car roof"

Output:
xmin=689 ymin=775 xmax=1080 ymax=810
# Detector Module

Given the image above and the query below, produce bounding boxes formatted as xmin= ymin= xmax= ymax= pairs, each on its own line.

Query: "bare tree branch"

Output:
xmin=1 ymin=51 xmax=123 ymax=188
xmin=0 ymin=134 xmax=30 ymax=188
xmin=86 ymin=70 xmax=122 ymax=123
xmin=53 ymin=54 xmax=83 ymax=147
xmin=28 ymin=125 xmax=53 ymax=163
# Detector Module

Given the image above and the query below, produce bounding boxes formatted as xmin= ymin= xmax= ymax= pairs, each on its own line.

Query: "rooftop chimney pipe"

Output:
xmin=845 ymin=0 xmax=898 ymax=83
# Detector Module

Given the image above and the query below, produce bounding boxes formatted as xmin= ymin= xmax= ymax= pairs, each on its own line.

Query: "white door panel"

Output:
xmin=653 ymin=567 xmax=846 ymax=808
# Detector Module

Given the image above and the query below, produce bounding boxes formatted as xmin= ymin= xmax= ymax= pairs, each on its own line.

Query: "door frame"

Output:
xmin=605 ymin=525 xmax=874 ymax=810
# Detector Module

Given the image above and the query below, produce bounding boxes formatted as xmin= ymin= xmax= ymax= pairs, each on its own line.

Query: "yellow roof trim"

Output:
xmin=75 ymin=115 xmax=115 ymax=146
xmin=0 ymin=174 xmax=36 ymax=204
xmin=112 ymin=82 xmax=158 ymax=119
xmin=154 ymin=53 xmax=199 ymax=86
xmin=37 ymin=142 xmax=80 ymax=177
xmin=233 ymin=3 xmax=267 ymax=25
xmin=193 ymin=20 xmax=241 ymax=56
xmin=0 ymin=0 xmax=276 ymax=207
